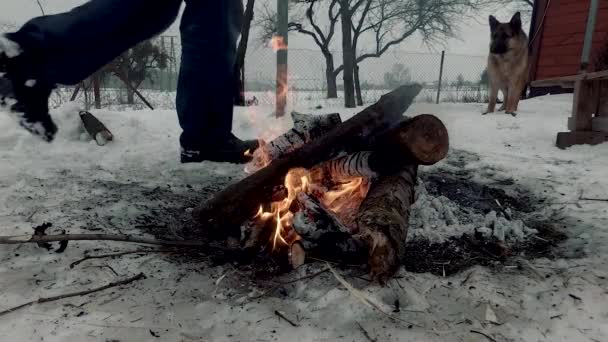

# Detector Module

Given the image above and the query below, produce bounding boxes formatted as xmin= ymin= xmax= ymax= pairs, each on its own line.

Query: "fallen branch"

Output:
xmin=357 ymin=322 xmax=377 ymax=342
xmin=328 ymin=265 xmax=420 ymax=327
xmin=0 ymin=273 xmax=145 ymax=317
xmin=579 ymin=197 xmax=608 ymax=202
xmin=470 ymin=330 xmax=498 ymax=342
xmin=70 ymin=249 xmax=172 ymax=268
xmin=0 ymin=233 xmax=206 ymax=247
xmin=274 ymin=310 xmax=299 ymax=327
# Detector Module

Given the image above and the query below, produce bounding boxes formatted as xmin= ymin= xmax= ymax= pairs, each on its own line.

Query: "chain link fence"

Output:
xmin=50 ymin=35 xmax=490 ymax=110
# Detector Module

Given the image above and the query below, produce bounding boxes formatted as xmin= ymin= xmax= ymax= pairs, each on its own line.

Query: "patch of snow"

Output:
xmin=0 ymin=34 xmax=22 ymax=58
xmin=0 ymin=93 xmax=607 ymax=341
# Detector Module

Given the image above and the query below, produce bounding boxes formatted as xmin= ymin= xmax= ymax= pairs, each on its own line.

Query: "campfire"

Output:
xmin=193 ymin=85 xmax=450 ymax=281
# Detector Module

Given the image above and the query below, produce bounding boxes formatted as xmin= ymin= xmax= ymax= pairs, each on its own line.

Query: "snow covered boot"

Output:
xmin=0 ymin=35 xmax=57 ymax=142
xmin=181 ymin=134 xmax=259 ymax=164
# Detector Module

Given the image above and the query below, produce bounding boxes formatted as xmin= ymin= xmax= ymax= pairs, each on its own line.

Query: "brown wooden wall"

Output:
xmin=530 ymin=0 xmax=608 ymax=81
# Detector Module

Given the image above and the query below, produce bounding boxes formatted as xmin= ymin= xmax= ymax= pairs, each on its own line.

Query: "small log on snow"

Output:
xmin=193 ymin=84 xmax=423 ymax=234
xmin=292 ymin=193 xmax=366 ymax=262
xmin=79 ymin=111 xmax=113 ymax=146
xmin=356 ymin=165 xmax=418 ymax=282
xmin=247 ymin=111 xmax=342 ymax=172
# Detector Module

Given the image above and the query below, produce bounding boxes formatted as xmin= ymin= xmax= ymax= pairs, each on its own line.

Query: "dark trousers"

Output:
xmin=7 ymin=0 xmax=243 ymax=150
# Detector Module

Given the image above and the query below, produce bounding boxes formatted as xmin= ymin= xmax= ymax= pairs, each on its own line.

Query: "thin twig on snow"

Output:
xmin=357 ymin=322 xmax=377 ymax=342
xmin=70 ymin=249 xmax=173 ymax=268
xmin=0 ymin=233 xmax=207 ymax=247
xmin=274 ymin=310 xmax=299 ymax=327
xmin=0 ymin=273 xmax=145 ymax=317
xmin=470 ymin=330 xmax=498 ymax=342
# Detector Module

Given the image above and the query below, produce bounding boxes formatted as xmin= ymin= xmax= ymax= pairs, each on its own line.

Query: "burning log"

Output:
xmin=356 ymin=165 xmax=418 ymax=282
xmin=247 ymin=111 xmax=342 ymax=172
xmin=292 ymin=193 xmax=364 ymax=254
xmin=309 ymin=152 xmax=378 ymax=184
xmin=193 ymin=84 xmax=424 ymax=234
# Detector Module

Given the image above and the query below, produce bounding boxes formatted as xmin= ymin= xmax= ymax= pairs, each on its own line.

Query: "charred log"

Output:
xmin=247 ymin=111 xmax=342 ymax=172
xmin=292 ymin=193 xmax=366 ymax=262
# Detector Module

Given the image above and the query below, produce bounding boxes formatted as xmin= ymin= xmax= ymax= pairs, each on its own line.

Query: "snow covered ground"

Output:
xmin=1 ymin=94 xmax=607 ymax=341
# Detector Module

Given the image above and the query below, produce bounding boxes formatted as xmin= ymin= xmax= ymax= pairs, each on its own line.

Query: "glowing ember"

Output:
xmin=269 ymin=36 xmax=288 ymax=52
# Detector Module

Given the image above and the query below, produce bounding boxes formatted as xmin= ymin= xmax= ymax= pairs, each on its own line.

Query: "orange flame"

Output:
xmin=269 ymin=36 xmax=288 ymax=52
xmin=320 ymin=177 xmax=370 ymax=229
xmin=253 ymin=164 xmax=369 ymax=251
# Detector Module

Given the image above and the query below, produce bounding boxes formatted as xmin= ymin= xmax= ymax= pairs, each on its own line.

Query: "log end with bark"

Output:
xmin=356 ymin=165 xmax=418 ymax=282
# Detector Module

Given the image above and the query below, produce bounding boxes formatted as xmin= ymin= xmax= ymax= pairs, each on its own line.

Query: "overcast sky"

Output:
xmin=1 ymin=0 xmax=528 ymax=56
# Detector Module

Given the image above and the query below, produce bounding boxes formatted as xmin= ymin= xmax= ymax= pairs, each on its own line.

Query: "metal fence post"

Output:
xmin=436 ymin=50 xmax=445 ymax=104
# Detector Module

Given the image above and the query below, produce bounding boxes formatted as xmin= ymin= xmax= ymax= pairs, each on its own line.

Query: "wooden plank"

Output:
xmin=531 ymin=70 xmax=608 ymax=87
xmin=569 ymin=80 xmax=599 ymax=131
xmin=556 ymin=131 xmax=608 ymax=149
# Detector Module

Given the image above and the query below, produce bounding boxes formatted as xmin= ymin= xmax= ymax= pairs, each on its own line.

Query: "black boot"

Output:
xmin=181 ymin=134 xmax=259 ymax=164
xmin=0 ymin=37 xmax=57 ymax=142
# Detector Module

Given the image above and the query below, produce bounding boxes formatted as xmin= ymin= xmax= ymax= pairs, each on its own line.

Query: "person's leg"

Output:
xmin=0 ymin=0 xmax=182 ymax=141
xmin=7 ymin=0 xmax=182 ymax=85
xmin=177 ymin=0 xmax=257 ymax=163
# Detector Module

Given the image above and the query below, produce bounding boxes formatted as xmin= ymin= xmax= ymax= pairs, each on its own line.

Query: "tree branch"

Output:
xmin=306 ymin=0 xmax=329 ymax=45
xmin=0 ymin=273 xmax=145 ymax=317
xmin=35 ymin=0 xmax=45 ymax=15
xmin=0 ymin=233 xmax=207 ymax=247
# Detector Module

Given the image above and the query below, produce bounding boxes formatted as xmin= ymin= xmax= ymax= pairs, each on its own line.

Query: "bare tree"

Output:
xmin=102 ymin=40 xmax=169 ymax=104
xmin=258 ymin=0 xmax=486 ymax=107
xmin=339 ymin=0 xmax=358 ymax=108
xmin=234 ymin=0 xmax=256 ymax=106
xmin=35 ymin=0 xmax=46 ymax=15
xmin=339 ymin=0 xmax=487 ymax=104
xmin=258 ymin=0 xmax=341 ymax=99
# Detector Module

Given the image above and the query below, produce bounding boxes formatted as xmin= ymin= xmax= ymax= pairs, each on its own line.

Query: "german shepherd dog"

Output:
xmin=483 ymin=12 xmax=529 ymax=117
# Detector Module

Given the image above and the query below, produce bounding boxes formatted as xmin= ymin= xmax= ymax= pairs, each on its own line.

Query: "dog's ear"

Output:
xmin=489 ymin=15 xmax=499 ymax=32
xmin=510 ymin=12 xmax=522 ymax=32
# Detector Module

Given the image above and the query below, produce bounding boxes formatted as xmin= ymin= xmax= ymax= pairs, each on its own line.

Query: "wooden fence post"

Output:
xmin=436 ymin=51 xmax=445 ymax=104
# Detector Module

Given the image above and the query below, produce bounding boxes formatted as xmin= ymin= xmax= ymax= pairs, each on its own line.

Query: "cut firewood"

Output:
xmin=368 ymin=113 xmax=449 ymax=166
xmin=289 ymin=241 xmax=306 ymax=268
xmin=309 ymin=152 xmax=378 ymax=184
xmin=79 ymin=111 xmax=113 ymax=146
xmin=193 ymin=84 xmax=423 ymax=234
xmin=292 ymin=193 xmax=365 ymax=261
xmin=247 ymin=111 xmax=342 ymax=172
xmin=309 ymin=113 xmax=448 ymax=184
xmin=356 ymin=165 xmax=418 ymax=282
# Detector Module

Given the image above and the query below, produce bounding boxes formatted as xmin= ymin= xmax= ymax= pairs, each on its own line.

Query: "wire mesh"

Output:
xmin=50 ymin=35 xmax=490 ymax=109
